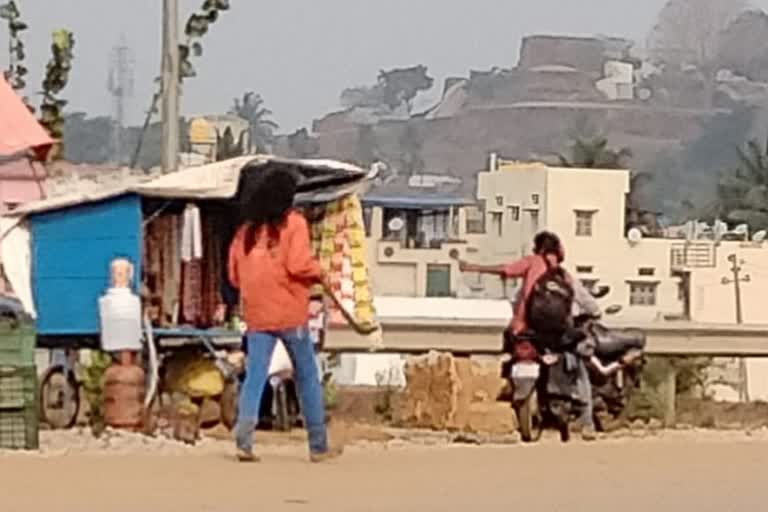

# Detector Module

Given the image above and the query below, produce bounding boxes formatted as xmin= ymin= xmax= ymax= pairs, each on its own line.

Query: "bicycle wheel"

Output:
xmin=39 ymin=365 xmax=80 ymax=429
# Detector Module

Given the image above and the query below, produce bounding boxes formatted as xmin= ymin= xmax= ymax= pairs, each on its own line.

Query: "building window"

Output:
xmin=495 ymin=195 xmax=504 ymax=207
xmin=638 ymin=267 xmax=655 ymax=277
xmin=576 ymin=265 xmax=594 ymax=274
xmin=509 ymin=205 xmax=520 ymax=222
xmin=491 ymin=212 xmax=503 ymax=237
xmin=629 ymin=282 xmax=658 ymax=307
xmin=465 ymin=201 xmax=486 ymax=234
xmin=531 ymin=193 xmax=540 ymax=205
xmin=575 ymin=210 xmax=595 ymax=237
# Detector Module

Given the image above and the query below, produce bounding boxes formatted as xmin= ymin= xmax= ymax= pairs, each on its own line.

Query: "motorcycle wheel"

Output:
xmin=514 ymin=390 xmax=542 ymax=443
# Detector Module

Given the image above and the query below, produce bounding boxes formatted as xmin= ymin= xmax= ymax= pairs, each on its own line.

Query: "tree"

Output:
xmin=718 ymin=137 xmax=768 ymax=228
xmin=378 ymin=65 xmax=434 ymax=112
xmin=648 ymin=0 xmax=747 ymax=107
xmin=340 ymin=65 xmax=434 ymax=114
xmin=229 ymin=92 xmax=278 ymax=153
xmin=717 ymin=9 xmax=768 ymax=82
xmin=557 ymin=137 xmax=633 ymax=170
xmin=62 ymin=113 xmax=113 ymax=163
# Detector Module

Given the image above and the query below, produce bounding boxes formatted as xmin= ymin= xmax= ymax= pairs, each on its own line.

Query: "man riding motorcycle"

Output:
xmin=460 ymin=231 xmax=606 ymax=440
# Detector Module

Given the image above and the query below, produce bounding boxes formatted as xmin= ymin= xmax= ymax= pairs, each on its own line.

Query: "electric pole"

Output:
xmin=160 ymin=0 xmax=180 ymax=174
xmin=722 ymin=253 xmax=751 ymax=402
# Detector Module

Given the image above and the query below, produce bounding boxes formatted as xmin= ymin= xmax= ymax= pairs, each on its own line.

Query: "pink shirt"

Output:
xmin=504 ymin=255 xmax=550 ymax=335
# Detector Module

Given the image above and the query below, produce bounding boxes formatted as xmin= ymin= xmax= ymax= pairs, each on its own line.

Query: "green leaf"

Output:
xmin=178 ymin=44 xmax=190 ymax=61
xmin=185 ymin=13 xmax=209 ymax=37
xmin=206 ymin=9 xmax=218 ymax=22
xmin=216 ymin=0 xmax=230 ymax=9
xmin=9 ymin=19 xmax=26 ymax=31
xmin=0 ymin=1 xmax=19 ymax=20
xmin=180 ymin=59 xmax=196 ymax=79
xmin=191 ymin=41 xmax=203 ymax=57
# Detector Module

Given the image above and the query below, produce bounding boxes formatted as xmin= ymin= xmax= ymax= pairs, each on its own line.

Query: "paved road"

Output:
xmin=3 ymin=434 xmax=766 ymax=512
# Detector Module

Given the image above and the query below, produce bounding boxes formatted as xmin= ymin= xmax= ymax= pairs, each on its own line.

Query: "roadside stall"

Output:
xmin=0 ymin=156 xmax=381 ymax=435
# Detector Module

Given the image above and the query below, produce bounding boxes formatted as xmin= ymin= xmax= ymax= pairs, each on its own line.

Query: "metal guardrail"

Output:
xmin=326 ymin=318 xmax=768 ymax=357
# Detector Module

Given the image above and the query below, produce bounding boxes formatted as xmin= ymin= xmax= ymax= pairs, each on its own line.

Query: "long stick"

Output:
xmin=320 ymin=281 xmax=379 ymax=335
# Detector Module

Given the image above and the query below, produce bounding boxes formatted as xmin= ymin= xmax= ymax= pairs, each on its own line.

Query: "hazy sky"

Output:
xmin=3 ymin=0 xmax=768 ymax=131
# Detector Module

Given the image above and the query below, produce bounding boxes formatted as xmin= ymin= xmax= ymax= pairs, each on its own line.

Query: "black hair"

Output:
xmin=533 ymin=231 xmax=563 ymax=260
xmin=240 ymin=167 xmax=298 ymax=253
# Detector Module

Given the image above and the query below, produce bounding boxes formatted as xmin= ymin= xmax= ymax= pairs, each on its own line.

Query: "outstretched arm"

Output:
xmin=460 ymin=256 xmax=531 ymax=278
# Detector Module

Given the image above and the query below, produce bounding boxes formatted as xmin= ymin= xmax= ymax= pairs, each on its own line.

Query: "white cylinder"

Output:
xmin=98 ymin=288 xmax=143 ymax=352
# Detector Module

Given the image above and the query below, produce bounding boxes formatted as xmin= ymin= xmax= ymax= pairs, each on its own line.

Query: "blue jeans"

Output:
xmin=235 ymin=327 xmax=328 ymax=454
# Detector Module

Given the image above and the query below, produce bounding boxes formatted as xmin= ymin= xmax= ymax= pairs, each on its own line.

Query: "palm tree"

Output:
xmin=718 ymin=137 xmax=768 ymax=228
xmin=557 ymin=137 xmax=633 ymax=170
xmin=229 ymin=92 xmax=279 ymax=153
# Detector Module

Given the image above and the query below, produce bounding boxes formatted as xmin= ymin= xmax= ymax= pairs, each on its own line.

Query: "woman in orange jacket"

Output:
xmin=228 ymin=167 xmax=340 ymax=463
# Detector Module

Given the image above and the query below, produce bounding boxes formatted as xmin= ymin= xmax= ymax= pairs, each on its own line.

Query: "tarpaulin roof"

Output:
xmin=0 ymin=78 xmax=55 ymax=160
xmin=13 ymin=155 xmax=373 ymax=216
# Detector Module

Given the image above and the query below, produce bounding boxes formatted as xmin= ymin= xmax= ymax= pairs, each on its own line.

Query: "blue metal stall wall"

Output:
xmin=31 ymin=194 xmax=143 ymax=336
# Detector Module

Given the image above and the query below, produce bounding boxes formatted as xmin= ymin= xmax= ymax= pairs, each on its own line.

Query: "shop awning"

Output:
xmin=11 ymin=155 xmax=374 ymax=216
xmin=0 ymin=78 xmax=55 ymax=160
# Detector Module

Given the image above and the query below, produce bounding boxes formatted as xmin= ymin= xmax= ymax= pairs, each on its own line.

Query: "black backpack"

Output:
xmin=525 ymin=262 xmax=574 ymax=337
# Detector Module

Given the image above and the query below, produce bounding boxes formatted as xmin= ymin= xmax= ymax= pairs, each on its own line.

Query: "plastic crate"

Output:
xmin=0 ymin=365 xmax=37 ymax=409
xmin=0 ymin=406 xmax=39 ymax=450
xmin=0 ymin=320 xmax=35 ymax=368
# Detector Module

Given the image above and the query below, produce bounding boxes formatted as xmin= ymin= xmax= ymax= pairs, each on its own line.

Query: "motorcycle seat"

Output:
xmin=594 ymin=329 xmax=646 ymax=361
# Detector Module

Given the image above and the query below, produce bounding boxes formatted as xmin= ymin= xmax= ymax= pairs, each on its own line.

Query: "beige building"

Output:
xmin=364 ymin=158 xmax=768 ymax=326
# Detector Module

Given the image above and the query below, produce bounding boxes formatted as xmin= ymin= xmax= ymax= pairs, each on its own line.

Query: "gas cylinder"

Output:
xmin=103 ymin=351 xmax=146 ymax=430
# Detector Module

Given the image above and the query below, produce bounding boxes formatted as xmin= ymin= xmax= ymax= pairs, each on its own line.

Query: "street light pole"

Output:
xmin=160 ymin=0 xmax=180 ymax=174
xmin=722 ymin=253 xmax=751 ymax=402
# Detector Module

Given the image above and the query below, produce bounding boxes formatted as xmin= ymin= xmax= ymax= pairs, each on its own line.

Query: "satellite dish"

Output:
xmin=628 ymin=228 xmax=643 ymax=244
xmin=753 ymin=230 xmax=767 ymax=243
xmin=733 ymin=224 xmax=749 ymax=236
xmin=387 ymin=217 xmax=405 ymax=232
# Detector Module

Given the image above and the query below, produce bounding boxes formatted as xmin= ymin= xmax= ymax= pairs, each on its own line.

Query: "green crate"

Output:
xmin=0 ymin=365 xmax=37 ymax=409
xmin=0 ymin=320 xmax=35 ymax=368
xmin=0 ymin=405 xmax=39 ymax=450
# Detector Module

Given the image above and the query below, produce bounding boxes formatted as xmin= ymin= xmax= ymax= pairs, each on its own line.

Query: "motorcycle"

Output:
xmin=581 ymin=317 xmax=646 ymax=431
xmin=507 ymin=304 xmax=645 ymax=442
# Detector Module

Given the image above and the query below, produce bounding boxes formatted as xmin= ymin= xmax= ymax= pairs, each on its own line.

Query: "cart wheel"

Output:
xmin=39 ymin=365 xmax=80 ymax=429
xmin=220 ymin=380 xmax=238 ymax=431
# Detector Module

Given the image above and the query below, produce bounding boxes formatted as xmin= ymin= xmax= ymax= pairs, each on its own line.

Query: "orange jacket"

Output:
xmin=228 ymin=210 xmax=323 ymax=331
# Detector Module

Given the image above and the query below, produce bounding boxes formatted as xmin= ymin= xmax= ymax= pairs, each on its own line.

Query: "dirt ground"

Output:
xmin=3 ymin=428 xmax=768 ymax=512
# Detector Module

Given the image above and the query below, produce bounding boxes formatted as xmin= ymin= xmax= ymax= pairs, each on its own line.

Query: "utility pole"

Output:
xmin=160 ymin=0 xmax=180 ymax=173
xmin=722 ymin=253 xmax=751 ymax=402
